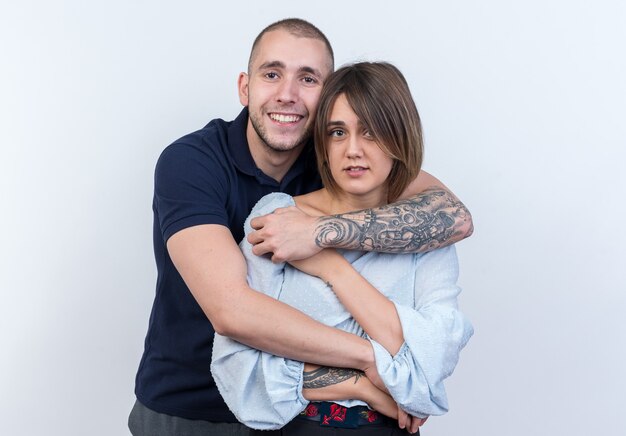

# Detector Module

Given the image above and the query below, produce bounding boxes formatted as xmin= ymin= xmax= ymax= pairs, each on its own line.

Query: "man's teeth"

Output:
xmin=270 ymin=114 xmax=300 ymax=123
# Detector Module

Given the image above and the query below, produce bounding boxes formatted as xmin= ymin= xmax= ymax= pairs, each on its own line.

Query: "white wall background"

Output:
xmin=1 ymin=1 xmax=624 ymax=435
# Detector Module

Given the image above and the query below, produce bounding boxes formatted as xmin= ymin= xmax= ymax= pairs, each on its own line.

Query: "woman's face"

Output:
xmin=325 ymin=94 xmax=394 ymax=205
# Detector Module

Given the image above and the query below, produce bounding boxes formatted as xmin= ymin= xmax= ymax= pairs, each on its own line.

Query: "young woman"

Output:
xmin=211 ymin=62 xmax=473 ymax=435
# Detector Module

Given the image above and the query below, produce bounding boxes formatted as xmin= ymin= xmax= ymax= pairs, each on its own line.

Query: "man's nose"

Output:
xmin=276 ymin=77 xmax=298 ymax=104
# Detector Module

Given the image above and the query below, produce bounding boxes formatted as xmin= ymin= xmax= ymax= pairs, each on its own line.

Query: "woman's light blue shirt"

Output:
xmin=211 ymin=193 xmax=473 ymax=430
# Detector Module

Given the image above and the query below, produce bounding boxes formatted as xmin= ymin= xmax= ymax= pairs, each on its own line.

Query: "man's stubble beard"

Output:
xmin=249 ymin=110 xmax=313 ymax=153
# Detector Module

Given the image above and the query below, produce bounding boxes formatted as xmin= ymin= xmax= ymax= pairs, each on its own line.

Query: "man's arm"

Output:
xmin=167 ymin=223 xmax=376 ymax=370
xmin=248 ymin=171 xmax=473 ymax=262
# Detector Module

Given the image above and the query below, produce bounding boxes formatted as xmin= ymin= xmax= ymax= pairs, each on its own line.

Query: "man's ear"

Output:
xmin=238 ymin=72 xmax=249 ymax=106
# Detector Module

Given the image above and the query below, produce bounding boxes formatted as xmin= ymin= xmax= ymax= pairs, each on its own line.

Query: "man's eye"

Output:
xmin=265 ymin=72 xmax=278 ymax=79
xmin=302 ymin=76 xmax=317 ymax=84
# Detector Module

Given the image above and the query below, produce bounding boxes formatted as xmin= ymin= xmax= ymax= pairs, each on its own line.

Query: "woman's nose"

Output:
xmin=346 ymin=136 xmax=364 ymax=158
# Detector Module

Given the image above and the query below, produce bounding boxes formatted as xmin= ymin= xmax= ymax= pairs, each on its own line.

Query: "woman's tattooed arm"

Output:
xmin=315 ymin=187 xmax=473 ymax=253
xmin=303 ymin=366 xmax=364 ymax=389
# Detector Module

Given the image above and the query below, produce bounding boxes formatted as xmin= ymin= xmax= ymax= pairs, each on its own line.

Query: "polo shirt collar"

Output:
xmin=228 ymin=107 xmax=258 ymax=177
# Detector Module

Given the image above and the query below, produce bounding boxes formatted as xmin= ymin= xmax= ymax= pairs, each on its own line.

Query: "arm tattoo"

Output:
xmin=315 ymin=187 xmax=473 ymax=253
xmin=303 ymin=366 xmax=364 ymax=389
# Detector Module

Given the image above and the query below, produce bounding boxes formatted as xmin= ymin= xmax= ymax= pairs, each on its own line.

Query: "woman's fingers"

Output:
xmin=397 ymin=406 xmax=409 ymax=429
xmin=398 ymin=407 xmax=428 ymax=434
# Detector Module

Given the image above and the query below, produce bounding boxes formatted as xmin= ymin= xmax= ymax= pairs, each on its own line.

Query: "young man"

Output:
xmin=129 ymin=18 xmax=473 ymax=436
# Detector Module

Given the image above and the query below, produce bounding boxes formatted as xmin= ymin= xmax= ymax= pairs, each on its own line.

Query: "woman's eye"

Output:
xmin=363 ymin=129 xmax=373 ymax=139
xmin=329 ymin=129 xmax=345 ymax=137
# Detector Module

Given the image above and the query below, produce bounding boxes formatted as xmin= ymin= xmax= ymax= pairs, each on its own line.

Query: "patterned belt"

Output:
xmin=297 ymin=402 xmax=390 ymax=429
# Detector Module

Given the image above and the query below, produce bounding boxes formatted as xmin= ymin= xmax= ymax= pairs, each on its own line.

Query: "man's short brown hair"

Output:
xmin=248 ymin=18 xmax=334 ymax=73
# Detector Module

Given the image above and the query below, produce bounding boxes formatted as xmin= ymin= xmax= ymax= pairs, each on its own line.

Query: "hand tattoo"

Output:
xmin=303 ymin=366 xmax=364 ymax=389
xmin=315 ymin=187 xmax=473 ymax=252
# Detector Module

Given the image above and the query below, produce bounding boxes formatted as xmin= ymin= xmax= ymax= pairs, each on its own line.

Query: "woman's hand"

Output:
xmin=361 ymin=377 xmax=427 ymax=434
xmin=397 ymin=406 xmax=428 ymax=434
xmin=358 ymin=374 xmax=398 ymax=419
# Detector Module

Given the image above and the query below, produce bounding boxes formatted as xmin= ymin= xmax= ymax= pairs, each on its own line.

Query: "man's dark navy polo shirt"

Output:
xmin=134 ymin=108 xmax=322 ymax=421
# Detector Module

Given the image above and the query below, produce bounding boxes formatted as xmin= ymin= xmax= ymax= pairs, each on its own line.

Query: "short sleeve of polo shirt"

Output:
xmin=154 ymin=140 xmax=230 ymax=242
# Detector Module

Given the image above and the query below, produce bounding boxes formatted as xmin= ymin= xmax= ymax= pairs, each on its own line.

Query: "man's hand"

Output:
xmin=248 ymin=206 xmax=321 ymax=262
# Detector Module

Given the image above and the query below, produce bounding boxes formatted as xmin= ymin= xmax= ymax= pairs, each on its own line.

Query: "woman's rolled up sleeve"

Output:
xmin=370 ymin=245 xmax=474 ymax=418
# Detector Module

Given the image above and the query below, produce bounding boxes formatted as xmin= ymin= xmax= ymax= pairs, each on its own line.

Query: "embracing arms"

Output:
xmin=208 ymin=194 xmax=423 ymax=430
xmin=248 ymin=171 xmax=473 ymax=262
xmin=291 ymin=246 xmax=474 ymax=418
xmin=301 ymin=364 xmax=425 ymax=434
xmin=167 ymin=224 xmax=375 ymax=370
xmin=291 ymin=250 xmax=405 ymax=355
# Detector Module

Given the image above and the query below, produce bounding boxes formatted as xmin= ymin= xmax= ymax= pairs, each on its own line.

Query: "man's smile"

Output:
xmin=269 ymin=113 xmax=303 ymax=124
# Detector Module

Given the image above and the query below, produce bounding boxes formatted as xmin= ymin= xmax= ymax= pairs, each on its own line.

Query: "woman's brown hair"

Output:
xmin=314 ymin=62 xmax=423 ymax=203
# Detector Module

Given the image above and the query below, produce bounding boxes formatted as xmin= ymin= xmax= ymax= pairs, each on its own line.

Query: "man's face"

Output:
xmin=239 ymin=29 xmax=333 ymax=154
